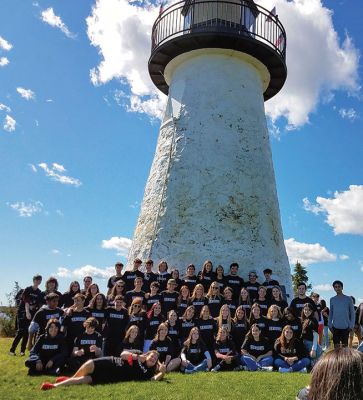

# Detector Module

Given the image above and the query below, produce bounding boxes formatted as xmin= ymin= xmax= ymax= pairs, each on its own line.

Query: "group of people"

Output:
xmin=8 ymin=258 xmax=363 ymax=391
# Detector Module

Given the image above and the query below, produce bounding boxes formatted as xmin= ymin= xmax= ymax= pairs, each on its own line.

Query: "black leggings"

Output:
xmin=10 ymin=314 xmax=30 ymax=353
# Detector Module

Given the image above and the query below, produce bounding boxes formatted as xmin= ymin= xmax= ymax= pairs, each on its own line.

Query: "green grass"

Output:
xmin=0 ymin=338 xmax=310 ymax=400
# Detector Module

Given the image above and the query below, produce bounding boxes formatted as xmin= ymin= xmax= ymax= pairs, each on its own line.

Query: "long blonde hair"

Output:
xmin=216 ymin=304 xmax=231 ymax=332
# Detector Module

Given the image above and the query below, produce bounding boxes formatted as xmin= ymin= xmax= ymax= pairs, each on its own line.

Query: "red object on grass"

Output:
xmin=127 ymin=354 xmax=134 ymax=366
xmin=41 ymin=382 xmax=55 ymax=391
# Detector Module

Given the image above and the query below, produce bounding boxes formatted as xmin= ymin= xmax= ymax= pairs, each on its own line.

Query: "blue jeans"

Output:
xmin=185 ymin=359 xmax=208 ymax=373
xmin=240 ymin=355 xmax=273 ymax=371
xmin=323 ymin=326 xmax=329 ymax=349
xmin=357 ymin=341 xmax=363 ymax=353
xmin=274 ymin=357 xmax=310 ymax=371
xmin=303 ymin=340 xmax=322 ymax=360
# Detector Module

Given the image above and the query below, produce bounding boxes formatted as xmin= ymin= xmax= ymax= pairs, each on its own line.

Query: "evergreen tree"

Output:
xmin=292 ymin=261 xmax=312 ymax=295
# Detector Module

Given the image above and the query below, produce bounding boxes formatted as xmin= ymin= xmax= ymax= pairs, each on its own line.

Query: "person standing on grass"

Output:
xmin=40 ymin=350 xmax=166 ymax=390
xmin=328 ymin=280 xmax=355 ymax=348
xmin=9 ymin=274 xmax=42 ymax=356
xmin=319 ymin=299 xmax=330 ymax=351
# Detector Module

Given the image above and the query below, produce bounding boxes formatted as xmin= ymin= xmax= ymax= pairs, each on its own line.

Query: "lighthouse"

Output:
xmin=128 ymin=0 xmax=292 ymax=297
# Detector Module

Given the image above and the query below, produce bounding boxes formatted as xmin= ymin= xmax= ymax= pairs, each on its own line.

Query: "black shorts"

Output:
xmin=91 ymin=357 xmax=128 ymax=385
xmin=332 ymin=328 xmax=350 ymax=345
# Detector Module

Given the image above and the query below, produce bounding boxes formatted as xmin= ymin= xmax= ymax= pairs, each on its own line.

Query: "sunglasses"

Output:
xmin=133 ymin=304 xmax=141 ymax=308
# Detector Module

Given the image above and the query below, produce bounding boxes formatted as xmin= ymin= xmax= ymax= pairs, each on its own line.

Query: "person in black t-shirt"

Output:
xmin=84 ymin=283 xmax=100 ymax=307
xmin=81 ymin=276 xmax=92 ymax=296
xmin=301 ymin=303 xmax=322 ymax=362
xmin=127 ymin=298 xmax=147 ymax=341
xmin=125 ymin=277 xmax=146 ymax=308
xmin=9 ymin=274 xmax=42 ymax=356
xmin=122 ymin=258 xmax=144 ymax=293
xmin=107 ymin=262 xmax=124 ymax=295
xmin=166 ymin=310 xmax=180 ymax=353
xmin=60 ymin=281 xmax=80 ymax=309
xmin=142 ymin=259 xmax=158 ymax=293
xmin=290 ymin=282 xmax=318 ymax=320
xmin=266 ymin=304 xmax=284 ymax=345
xmin=232 ymin=306 xmax=249 ymax=351
xmin=160 ymin=279 xmax=179 ymax=316
xmin=248 ymin=303 xmax=268 ymax=336
xmin=179 ymin=305 xmax=196 ymax=344
xmin=240 ymin=323 xmax=273 ymax=371
xmin=255 ymin=286 xmax=270 ymax=316
xmin=225 ymin=263 xmax=244 ymax=302
xmin=177 ymin=285 xmax=191 ymax=316
xmin=206 ymin=282 xmax=223 ymax=318
xmin=25 ymin=318 xmax=67 ymax=375
xmin=144 ymin=302 xmax=164 ymax=352
xmin=274 ymin=325 xmax=310 ymax=372
xmin=213 ymin=326 xmax=240 ymax=371
xmin=282 ymin=307 xmax=302 ymax=338
xmin=223 ymin=286 xmax=237 ymax=318
xmin=40 ymin=277 xmax=62 ymax=305
xmin=118 ymin=325 xmax=143 ymax=355
xmin=150 ymin=322 xmax=181 ymax=372
xmin=196 ymin=305 xmax=217 ymax=356
xmin=86 ymin=293 xmax=108 ymax=334
xmin=40 ymin=350 xmax=165 ymax=389
xmin=215 ymin=304 xmax=232 ymax=333
xmin=262 ymin=268 xmax=280 ymax=300
xmin=239 ymin=287 xmax=252 ymax=318
xmin=197 ymin=260 xmax=215 ymax=292
xmin=170 ymin=268 xmax=183 ymax=292
xmin=156 ymin=260 xmax=171 ymax=292
xmin=270 ymin=285 xmax=288 ymax=312
xmin=104 ymin=295 xmax=129 ymax=356
xmin=214 ymin=265 xmax=226 ymax=292
xmin=144 ymin=281 xmax=162 ymax=311
xmin=189 ymin=284 xmax=208 ymax=317
xmin=181 ymin=327 xmax=212 ymax=373
xmin=61 ymin=294 xmax=90 ymax=354
xmin=182 ymin=264 xmax=198 ymax=293
xmin=244 ymin=271 xmax=260 ymax=302
xmin=28 ymin=293 xmax=64 ymax=350
xmin=68 ymin=317 xmax=102 ymax=371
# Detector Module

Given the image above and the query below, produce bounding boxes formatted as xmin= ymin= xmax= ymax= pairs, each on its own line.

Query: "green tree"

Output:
xmin=292 ymin=261 xmax=312 ymax=295
xmin=0 ymin=281 xmax=21 ymax=337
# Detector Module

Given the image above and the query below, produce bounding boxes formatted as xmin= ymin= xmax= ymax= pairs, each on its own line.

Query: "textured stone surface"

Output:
xmin=128 ymin=50 xmax=292 ymax=297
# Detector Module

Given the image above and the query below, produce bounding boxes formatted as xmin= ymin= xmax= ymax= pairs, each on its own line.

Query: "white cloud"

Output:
xmin=312 ymin=283 xmax=332 ymax=292
xmin=339 ymin=254 xmax=349 ymax=261
xmin=29 ymin=163 xmax=37 ymax=172
xmin=304 ymin=185 xmax=363 ymax=235
xmin=8 ymin=200 xmax=43 ymax=217
xmin=86 ymin=0 xmax=359 ymax=125
xmin=0 ymin=35 xmax=12 ymax=51
xmin=55 ymin=265 xmax=114 ymax=279
xmin=339 ymin=108 xmax=358 ymax=121
xmin=0 ymin=57 xmax=9 ymax=67
xmin=38 ymin=162 xmax=82 ymax=187
xmin=41 ymin=8 xmax=76 ymax=38
xmin=302 ymin=197 xmax=321 ymax=215
xmin=3 ymin=115 xmax=16 ymax=132
xmin=51 ymin=249 xmax=60 ymax=254
xmin=16 ymin=87 xmax=35 ymax=100
xmin=361 ymin=265 xmax=363 ymax=273
xmin=284 ymin=237 xmax=337 ymax=265
xmin=101 ymin=236 xmax=131 ymax=257
xmin=0 ymin=103 xmax=11 ymax=113
xmin=56 ymin=209 xmax=64 ymax=216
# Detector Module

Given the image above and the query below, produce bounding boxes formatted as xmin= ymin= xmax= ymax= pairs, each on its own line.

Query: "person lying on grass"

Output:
xmin=40 ymin=350 xmax=166 ymax=390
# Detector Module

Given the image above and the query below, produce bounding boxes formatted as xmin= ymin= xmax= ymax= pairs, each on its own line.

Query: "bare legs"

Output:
xmin=54 ymin=360 xmax=95 ymax=387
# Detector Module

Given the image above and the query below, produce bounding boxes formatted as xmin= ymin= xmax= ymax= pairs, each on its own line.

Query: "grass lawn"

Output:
xmin=0 ymin=338 xmax=310 ymax=400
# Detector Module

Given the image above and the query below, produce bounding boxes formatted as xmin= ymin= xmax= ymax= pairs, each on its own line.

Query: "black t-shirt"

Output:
xmin=128 ymin=312 xmax=147 ymax=338
xmin=142 ymin=272 xmax=158 ymax=292
xmin=145 ymin=314 xmax=164 ymax=340
xmin=161 ymin=291 xmax=179 ymax=315
xmin=274 ymin=338 xmax=306 ymax=359
xmin=62 ymin=309 xmax=90 ymax=340
xmin=214 ymin=277 xmax=226 ymax=292
xmin=182 ymin=276 xmax=198 ymax=293
xmin=182 ymin=341 xmax=208 ymax=365
xmin=225 ymin=275 xmax=244 ymax=300
xmin=196 ymin=318 xmax=217 ymax=349
xmin=224 ymin=299 xmax=237 ymax=318
xmin=255 ymin=299 xmax=270 ymax=316
xmin=156 ymin=272 xmax=172 ymax=292
xmin=206 ymin=295 xmax=223 ymax=318
xmin=244 ymin=282 xmax=260 ymax=301
xmin=249 ymin=316 xmax=268 ymax=334
xmin=74 ymin=331 xmax=103 ymax=358
xmin=262 ymin=280 xmax=280 ymax=299
xmin=270 ymin=298 xmax=288 ymax=312
xmin=241 ymin=336 xmax=271 ymax=358
xmin=122 ymin=270 xmax=144 ymax=292
xmin=197 ymin=272 xmax=215 ymax=291
xmin=282 ymin=317 xmax=302 ymax=338
xmin=125 ymin=290 xmax=146 ymax=308
xmin=179 ymin=317 xmax=195 ymax=342
xmin=289 ymin=297 xmax=317 ymax=319
xmin=60 ymin=291 xmax=79 ymax=309
xmin=86 ymin=308 xmax=107 ymax=333
xmin=177 ymin=298 xmax=189 ymax=316
xmin=215 ymin=338 xmax=237 ymax=356
xmin=145 ymin=294 xmax=162 ymax=311
xmin=266 ymin=319 xmax=284 ymax=343
xmin=32 ymin=306 xmax=64 ymax=335
xmin=150 ymin=337 xmax=175 ymax=362
xmin=231 ymin=320 xmax=248 ymax=350
xmin=189 ymin=297 xmax=207 ymax=317
xmin=107 ymin=275 xmax=123 ymax=290
xmin=166 ymin=321 xmax=180 ymax=351
xmin=301 ymin=317 xmax=318 ymax=342
xmin=118 ymin=339 xmax=143 ymax=355
xmin=239 ymin=301 xmax=252 ymax=318
xmin=40 ymin=290 xmax=63 ymax=305
xmin=104 ymin=307 xmax=129 ymax=339
xmin=20 ymin=286 xmax=43 ymax=314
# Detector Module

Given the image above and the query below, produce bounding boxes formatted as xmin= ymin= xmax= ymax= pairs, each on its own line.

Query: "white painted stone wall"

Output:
xmin=128 ymin=49 xmax=292 ymax=298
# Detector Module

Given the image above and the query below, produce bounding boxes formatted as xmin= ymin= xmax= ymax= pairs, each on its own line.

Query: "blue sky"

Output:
xmin=0 ymin=0 xmax=362 ymax=305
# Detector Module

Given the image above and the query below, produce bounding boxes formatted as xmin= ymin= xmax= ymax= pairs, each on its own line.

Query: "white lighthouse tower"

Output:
xmin=128 ymin=0 xmax=292 ymax=297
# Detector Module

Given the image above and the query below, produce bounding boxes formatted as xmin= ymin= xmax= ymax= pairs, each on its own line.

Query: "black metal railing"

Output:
xmin=151 ymin=0 xmax=286 ymax=60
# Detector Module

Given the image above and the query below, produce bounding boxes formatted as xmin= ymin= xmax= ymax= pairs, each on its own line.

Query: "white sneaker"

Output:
xmin=260 ymin=366 xmax=273 ymax=372
xmin=20 ymin=352 xmax=25 ymax=356
xmin=8 ymin=351 xmax=16 ymax=356
xmin=299 ymin=368 xmax=308 ymax=373
xmin=278 ymin=367 xmax=291 ymax=373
